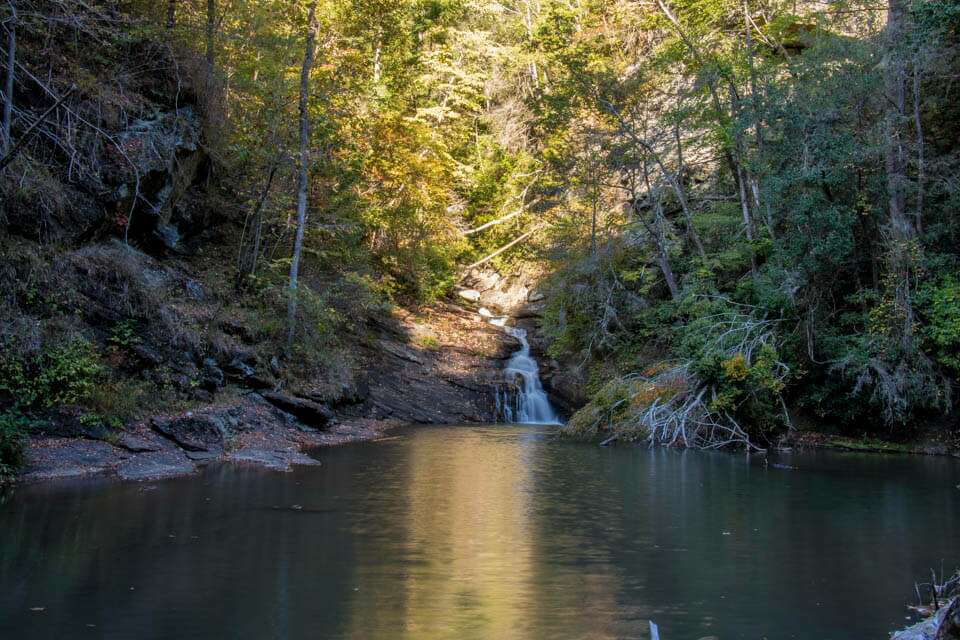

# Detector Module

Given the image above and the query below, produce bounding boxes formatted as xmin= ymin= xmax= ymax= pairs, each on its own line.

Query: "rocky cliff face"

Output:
xmin=1 ymin=0 xmax=211 ymax=249
xmin=5 ymin=105 xmax=208 ymax=251
xmin=108 ymin=107 xmax=209 ymax=254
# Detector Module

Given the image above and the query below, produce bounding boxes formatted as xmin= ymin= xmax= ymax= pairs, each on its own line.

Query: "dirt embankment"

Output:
xmin=20 ymin=302 xmax=514 ymax=483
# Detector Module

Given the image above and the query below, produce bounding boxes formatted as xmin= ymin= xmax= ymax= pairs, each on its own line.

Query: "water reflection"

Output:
xmin=347 ymin=428 xmax=539 ymax=638
xmin=0 ymin=426 xmax=959 ymax=640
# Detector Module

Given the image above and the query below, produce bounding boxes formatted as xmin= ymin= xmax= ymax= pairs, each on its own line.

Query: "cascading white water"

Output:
xmin=497 ymin=324 xmax=560 ymax=425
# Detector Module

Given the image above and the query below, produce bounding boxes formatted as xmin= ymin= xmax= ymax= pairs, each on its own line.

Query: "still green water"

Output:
xmin=1 ymin=424 xmax=958 ymax=639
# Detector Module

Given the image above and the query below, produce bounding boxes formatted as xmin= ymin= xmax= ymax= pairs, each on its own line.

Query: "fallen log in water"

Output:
xmin=893 ymin=570 xmax=960 ymax=639
xmin=891 ymin=597 xmax=959 ymax=639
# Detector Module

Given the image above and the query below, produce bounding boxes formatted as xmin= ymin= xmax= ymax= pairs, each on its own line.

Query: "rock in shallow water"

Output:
xmin=115 ymin=451 xmax=196 ymax=481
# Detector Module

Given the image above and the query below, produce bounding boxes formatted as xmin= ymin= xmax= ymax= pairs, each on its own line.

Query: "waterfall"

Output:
xmin=494 ymin=323 xmax=560 ymax=425
xmin=480 ymin=307 xmax=559 ymax=424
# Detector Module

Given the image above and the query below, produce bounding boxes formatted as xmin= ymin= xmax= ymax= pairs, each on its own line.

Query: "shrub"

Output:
xmin=36 ymin=338 xmax=105 ymax=407
xmin=0 ymin=337 xmax=104 ymax=409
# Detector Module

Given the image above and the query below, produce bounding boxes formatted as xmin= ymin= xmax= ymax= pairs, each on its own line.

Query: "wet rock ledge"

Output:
xmin=21 ymin=393 xmax=393 ymax=483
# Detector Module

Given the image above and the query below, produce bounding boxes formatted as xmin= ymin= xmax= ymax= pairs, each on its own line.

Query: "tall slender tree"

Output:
xmin=2 ymin=2 xmax=15 ymax=156
xmin=883 ymin=0 xmax=917 ymax=348
xmin=287 ymin=1 xmax=319 ymax=349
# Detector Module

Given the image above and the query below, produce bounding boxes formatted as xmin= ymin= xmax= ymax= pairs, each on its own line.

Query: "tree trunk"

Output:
xmin=883 ymin=0 xmax=916 ymax=348
xmin=591 ymin=195 xmax=597 ymax=256
xmin=912 ymin=58 xmax=924 ymax=235
xmin=743 ymin=0 xmax=763 ymax=154
xmin=205 ymin=0 xmax=216 ymax=70
xmin=737 ymin=164 xmax=757 ymax=274
xmin=730 ymin=85 xmax=758 ymax=276
xmin=372 ymin=25 xmax=382 ymax=84
xmin=743 ymin=1 xmax=774 ymax=241
xmin=237 ymin=162 xmax=278 ymax=289
xmin=2 ymin=2 xmax=15 ymax=157
xmin=166 ymin=0 xmax=176 ymax=29
xmin=287 ymin=1 xmax=319 ymax=350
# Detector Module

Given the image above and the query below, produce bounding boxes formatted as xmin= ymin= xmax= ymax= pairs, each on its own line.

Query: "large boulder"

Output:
xmin=260 ymin=392 xmax=334 ymax=428
xmin=200 ymin=358 xmax=225 ymax=391
xmin=463 ymin=269 xmax=501 ymax=292
xmin=151 ymin=413 xmax=228 ymax=452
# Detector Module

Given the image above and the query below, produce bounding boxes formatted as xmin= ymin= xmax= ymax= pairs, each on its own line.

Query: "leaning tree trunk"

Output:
xmin=912 ymin=58 xmax=924 ymax=235
xmin=286 ymin=1 xmax=319 ymax=350
xmin=653 ymin=198 xmax=681 ymax=301
xmin=883 ymin=0 xmax=917 ymax=348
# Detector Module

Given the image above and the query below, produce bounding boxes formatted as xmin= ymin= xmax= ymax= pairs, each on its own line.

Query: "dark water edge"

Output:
xmin=1 ymin=424 xmax=959 ymax=640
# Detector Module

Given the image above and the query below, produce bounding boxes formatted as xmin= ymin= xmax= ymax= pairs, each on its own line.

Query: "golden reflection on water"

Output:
xmin=343 ymin=428 xmax=621 ymax=639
